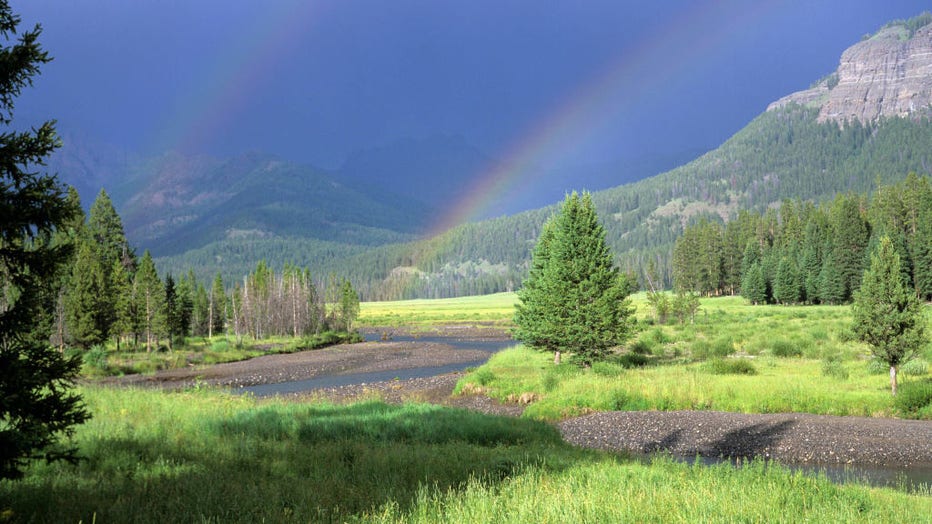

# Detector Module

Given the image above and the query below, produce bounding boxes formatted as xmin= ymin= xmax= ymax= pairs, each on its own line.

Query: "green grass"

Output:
xmin=79 ymin=331 xmax=363 ymax=377
xmin=2 ymin=387 xmax=927 ymax=522
xmin=457 ymin=345 xmax=925 ymax=420
xmin=452 ymin=294 xmax=932 ymax=420
xmin=359 ymin=292 xmax=518 ymax=328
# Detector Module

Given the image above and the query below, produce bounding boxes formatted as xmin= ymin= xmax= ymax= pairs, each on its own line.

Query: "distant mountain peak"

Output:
xmin=768 ymin=13 xmax=932 ymax=123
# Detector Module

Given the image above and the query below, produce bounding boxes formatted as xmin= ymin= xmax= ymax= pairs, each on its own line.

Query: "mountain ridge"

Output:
xmin=769 ymin=12 xmax=932 ymax=123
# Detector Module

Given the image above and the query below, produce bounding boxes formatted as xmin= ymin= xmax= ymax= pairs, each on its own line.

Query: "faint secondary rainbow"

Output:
xmin=148 ymin=3 xmax=318 ymax=154
xmin=427 ymin=0 xmax=779 ymax=238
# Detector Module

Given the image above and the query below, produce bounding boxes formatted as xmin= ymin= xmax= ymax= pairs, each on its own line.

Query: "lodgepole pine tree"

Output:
xmin=134 ymin=251 xmax=164 ymax=352
xmin=851 ymin=236 xmax=927 ymax=396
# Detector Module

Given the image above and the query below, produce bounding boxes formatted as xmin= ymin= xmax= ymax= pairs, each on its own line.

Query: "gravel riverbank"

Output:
xmin=98 ymin=332 xmax=932 ymax=471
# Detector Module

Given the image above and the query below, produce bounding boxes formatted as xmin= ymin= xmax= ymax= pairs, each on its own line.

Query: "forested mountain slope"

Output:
xmin=159 ymin=13 xmax=932 ymax=298
xmin=272 ymin=14 xmax=932 ymax=300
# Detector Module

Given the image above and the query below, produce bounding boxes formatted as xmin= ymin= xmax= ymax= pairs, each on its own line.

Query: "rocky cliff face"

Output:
xmin=768 ymin=21 xmax=932 ymax=123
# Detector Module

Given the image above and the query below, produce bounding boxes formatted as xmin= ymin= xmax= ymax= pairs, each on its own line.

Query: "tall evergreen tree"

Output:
xmin=110 ymin=257 xmax=135 ymax=350
xmin=134 ymin=251 xmax=164 ymax=352
xmin=773 ymin=255 xmax=801 ymax=305
xmin=64 ymin=240 xmax=110 ymax=348
xmin=851 ymin=236 xmax=927 ymax=395
xmin=209 ymin=272 xmax=226 ymax=337
xmin=818 ymin=250 xmax=846 ymax=305
xmin=192 ymin=281 xmax=209 ymax=337
xmin=176 ymin=273 xmax=193 ymax=340
xmin=163 ymin=273 xmax=178 ymax=351
xmin=800 ymin=221 xmax=824 ymax=303
xmin=338 ymin=279 xmax=360 ymax=331
xmin=513 ymin=218 xmax=561 ymax=361
xmin=830 ymin=194 xmax=870 ymax=301
xmin=0 ymin=1 xmax=89 ymax=479
xmin=912 ymin=216 xmax=932 ymax=301
xmin=514 ymin=192 xmax=635 ymax=367
xmin=86 ymin=189 xmax=132 ymax=271
xmin=741 ymin=262 xmax=767 ymax=305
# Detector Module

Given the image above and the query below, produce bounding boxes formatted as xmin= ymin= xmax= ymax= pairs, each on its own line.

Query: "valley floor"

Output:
xmin=100 ymin=328 xmax=932 ymax=475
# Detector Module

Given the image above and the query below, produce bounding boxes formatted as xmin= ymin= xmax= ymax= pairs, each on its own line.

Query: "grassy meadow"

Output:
xmin=1 ymin=387 xmax=928 ymax=522
xmin=358 ymin=292 xmax=518 ymax=328
xmin=6 ymin=292 xmax=932 ymax=521
xmin=452 ymin=294 xmax=932 ymax=420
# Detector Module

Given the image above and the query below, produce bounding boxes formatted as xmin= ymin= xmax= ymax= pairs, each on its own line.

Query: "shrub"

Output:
xmin=821 ymin=356 xmax=849 ymax=380
xmin=629 ymin=339 xmax=652 ymax=355
xmin=609 ymin=389 xmax=651 ymax=411
xmin=701 ymin=358 xmax=757 ymax=375
xmin=647 ymin=328 xmax=670 ymax=346
xmin=210 ymin=338 xmax=230 ymax=352
xmin=591 ymin=361 xmax=625 ymax=376
xmin=83 ymin=345 xmax=109 ymax=373
xmin=616 ymin=353 xmax=650 ymax=369
xmin=690 ymin=339 xmax=712 ymax=360
xmin=771 ymin=339 xmax=802 ymax=358
xmin=901 ymin=359 xmax=929 ymax=376
xmin=473 ymin=368 xmax=495 ymax=386
xmin=893 ymin=379 xmax=932 ymax=418
xmin=711 ymin=336 xmax=736 ymax=357
xmin=541 ymin=372 xmax=559 ymax=392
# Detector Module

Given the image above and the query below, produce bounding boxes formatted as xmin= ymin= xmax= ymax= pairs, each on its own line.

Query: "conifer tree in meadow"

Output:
xmin=210 ymin=272 xmax=226 ymax=337
xmin=514 ymin=192 xmax=635 ymax=366
xmin=851 ymin=236 xmax=927 ymax=395
xmin=0 ymin=0 xmax=89 ymax=479
xmin=740 ymin=263 xmax=767 ymax=305
xmin=134 ymin=251 xmax=165 ymax=353
xmin=64 ymin=240 xmax=110 ymax=347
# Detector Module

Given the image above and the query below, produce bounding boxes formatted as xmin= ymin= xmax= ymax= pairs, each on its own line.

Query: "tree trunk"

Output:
xmin=890 ymin=365 xmax=898 ymax=396
xmin=554 ymin=350 xmax=561 ymax=365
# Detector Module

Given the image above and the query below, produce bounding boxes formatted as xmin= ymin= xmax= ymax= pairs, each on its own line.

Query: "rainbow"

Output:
xmin=148 ymin=3 xmax=318 ymax=154
xmin=427 ymin=0 xmax=779 ymax=237
xmin=149 ymin=1 xmax=777 ymax=236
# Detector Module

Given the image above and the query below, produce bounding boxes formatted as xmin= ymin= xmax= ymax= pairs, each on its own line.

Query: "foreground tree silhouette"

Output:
xmin=514 ymin=192 xmax=635 ymax=366
xmin=0 ymin=2 xmax=89 ymax=480
xmin=851 ymin=236 xmax=927 ymax=396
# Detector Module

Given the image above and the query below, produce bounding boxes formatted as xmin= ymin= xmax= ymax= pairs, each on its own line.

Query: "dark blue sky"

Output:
xmin=13 ymin=1 xmax=931 ymax=174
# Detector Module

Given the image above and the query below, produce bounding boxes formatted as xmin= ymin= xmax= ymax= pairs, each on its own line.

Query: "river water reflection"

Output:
xmin=240 ymin=334 xmax=514 ymax=397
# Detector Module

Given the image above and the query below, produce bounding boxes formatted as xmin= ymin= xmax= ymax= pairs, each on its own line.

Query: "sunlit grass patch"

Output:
xmin=3 ymin=387 xmax=928 ymax=522
xmin=359 ymin=292 xmax=519 ymax=327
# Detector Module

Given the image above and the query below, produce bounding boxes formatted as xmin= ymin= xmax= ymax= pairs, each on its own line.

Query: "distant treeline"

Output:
xmin=50 ymin=189 xmax=360 ymax=352
xmin=671 ymin=174 xmax=932 ymax=304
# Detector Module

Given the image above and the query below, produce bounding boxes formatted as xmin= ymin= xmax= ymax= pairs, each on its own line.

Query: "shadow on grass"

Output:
xmin=4 ymin=400 xmax=578 ymax=523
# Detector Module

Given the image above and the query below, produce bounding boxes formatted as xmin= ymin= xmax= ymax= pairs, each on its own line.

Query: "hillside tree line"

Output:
xmin=671 ymin=174 xmax=932 ymax=304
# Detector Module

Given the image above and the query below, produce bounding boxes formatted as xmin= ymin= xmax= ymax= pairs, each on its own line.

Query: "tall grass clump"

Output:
xmin=901 ymin=359 xmax=928 ymax=376
xmin=82 ymin=344 xmax=110 ymax=375
xmin=821 ymin=355 xmax=850 ymax=380
xmin=770 ymin=338 xmax=803 ymax=357
xmin=894 ymin=379 xmax=932 ymax=419
xmin=701 ymin=358 xmax=757 ymax=375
